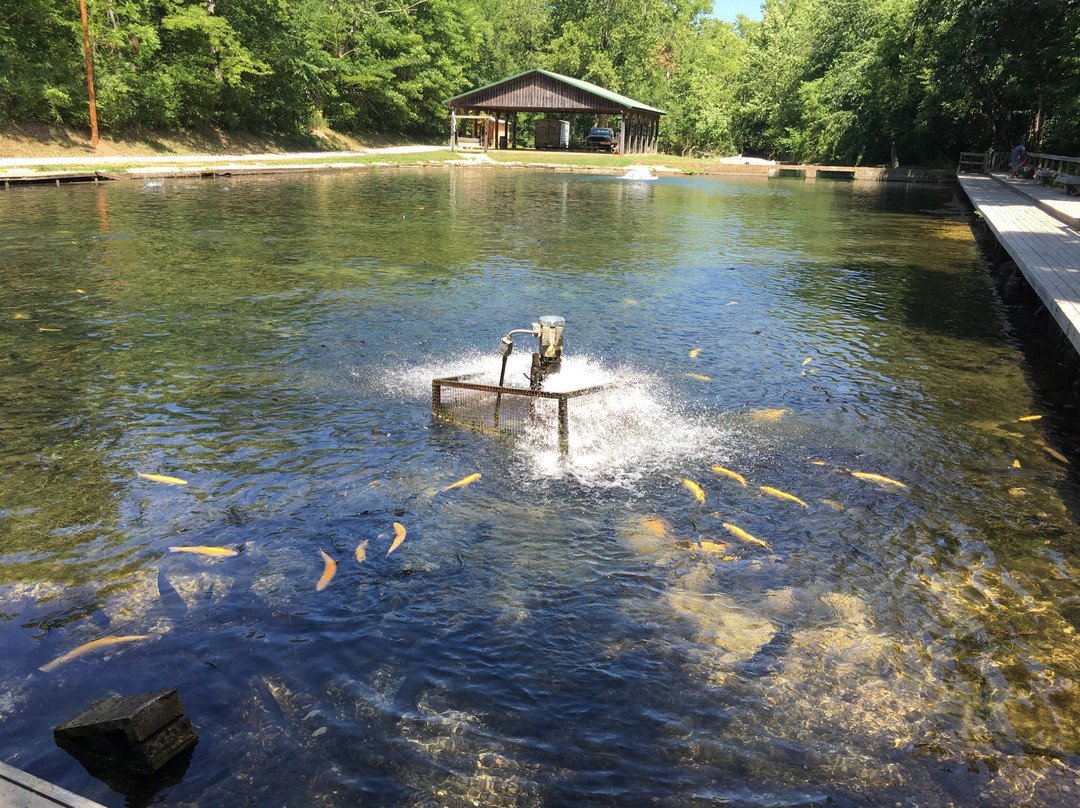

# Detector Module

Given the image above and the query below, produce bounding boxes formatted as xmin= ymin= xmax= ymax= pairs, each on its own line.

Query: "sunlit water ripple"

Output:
xmin=1 ymin=168 xmax=1079 ymax=807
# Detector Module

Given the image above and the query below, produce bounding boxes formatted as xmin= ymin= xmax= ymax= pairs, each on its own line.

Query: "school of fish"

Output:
xmin=48 ymin=338 xmax=1067 ymax=686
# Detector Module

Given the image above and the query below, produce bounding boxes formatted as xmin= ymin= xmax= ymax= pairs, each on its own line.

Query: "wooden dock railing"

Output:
xmin=959 ymin=150 xmax=1080 ymax=175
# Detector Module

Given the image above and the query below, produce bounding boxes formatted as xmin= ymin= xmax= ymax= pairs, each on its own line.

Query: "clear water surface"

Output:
xmin=2 ymin=167 xmax=1080 ymax=807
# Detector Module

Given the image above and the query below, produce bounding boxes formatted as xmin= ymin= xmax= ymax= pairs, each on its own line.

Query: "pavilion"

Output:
xmin=444 ymin=69 xmax=664 ymax=155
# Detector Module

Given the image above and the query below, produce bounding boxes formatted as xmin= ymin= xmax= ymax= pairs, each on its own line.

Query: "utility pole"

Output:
xmin=79 ymin=0 xmax=99 ymax=148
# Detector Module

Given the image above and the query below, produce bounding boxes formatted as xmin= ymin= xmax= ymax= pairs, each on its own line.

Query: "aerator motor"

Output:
xmin=498 ymin=315 xmax=565 ymax=390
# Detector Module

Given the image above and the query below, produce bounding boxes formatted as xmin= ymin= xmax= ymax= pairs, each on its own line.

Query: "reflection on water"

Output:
xmin=2 ymin=168 xmax=1080 ymax=806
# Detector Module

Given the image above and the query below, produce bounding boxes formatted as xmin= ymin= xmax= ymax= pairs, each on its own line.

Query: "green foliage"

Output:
xmin=2 ymin=0 xmax=1076 ymax=164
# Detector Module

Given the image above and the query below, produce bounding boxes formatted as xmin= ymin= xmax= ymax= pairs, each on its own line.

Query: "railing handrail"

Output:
xmin=961 ymin=150 xmax=1080 ymax=174
xmin=1027 ymin=151 xmax=1080 ymax=164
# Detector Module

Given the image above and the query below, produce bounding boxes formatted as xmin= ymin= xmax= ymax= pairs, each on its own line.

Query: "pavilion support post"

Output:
xmin=619 ymin=112 xmax=627 ymax=155
xmin=450 ymin=110 xmax=457 ymax=151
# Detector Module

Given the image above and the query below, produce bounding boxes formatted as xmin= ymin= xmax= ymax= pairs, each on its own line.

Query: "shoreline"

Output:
xmin=0 ymin=145 xmax=956 ymax=185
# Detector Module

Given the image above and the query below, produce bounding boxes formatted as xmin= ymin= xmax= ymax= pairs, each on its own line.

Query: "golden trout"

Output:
xmin=682 ymin=479 xmax=706 ymax=504
xmin=688 ymin=348 xmax=701 ymax=358
xmin=1039 ymin=442 xmax=1070 ymax=464
xmin=355 ymin=539 xmax=369 ymax=564
xmin=387 ymin=522 xmax=406 ymax=555
xmin=760 ymin=486 xmax=807 ymax=507
xmin=750 ymin=408 xmax=791 ymax=422
xmin=169 ymin=545 xmax=237 ymax=558
xmin=639 ymin=516 xmax=671 ymax=539
xmin=685 ymin=373 xmax=711 ymax=382
xmin=698 ymin=540 xmax=730 ymax=554
xmin=1018 ymin=414 xmax=1043 ymax=422
xmin=39 ymin=635 xmax=150 ymax=673
xmin=711 ymin=465 xmax=747 ymax=486
xmin=316 ymin=549 xmax=337 ymax=591
xmin=802 ymin=357 xmax=813 ymax=366
xmin=722 ymin=522 xmax=769 ymax=548
xmin=138 ymin=472 xmax=188 ymax=486
xmin=443 ymin=473 xmax=481 ymax=491
xmin=850 ymin=471 xmax=908 ymax=488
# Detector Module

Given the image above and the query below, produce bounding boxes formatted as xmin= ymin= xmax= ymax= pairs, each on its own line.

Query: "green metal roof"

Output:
xmin=444 ymin=69 xmax=664 ymax=115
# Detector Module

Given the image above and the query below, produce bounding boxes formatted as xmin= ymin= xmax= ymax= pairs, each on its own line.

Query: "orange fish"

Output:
xmin=722 ymin=522 xmax=769 ymax=548
xmin=169 ymin=545 xmax=237 ymax=558
xmin=39 ymin=635 xmax=150 ymax=673
xmin=759 ymin=486 xmax=807 ymax=507
xmin=698 ymin=540 xmax=730 ymax=554
xmin=682 ymin=479 xmax=706 ymax=504
xmin=711 ymin=465 xmax=747 ymax=486
xmin=316 ymin=549 xmax=337 ymax=591
xmin=850 ymin=471 xmax=907 ymax=488
xmin=442 ymin=473 xmax=481 ymax=492
xmin=387 ymin=522 xmax=406 ymax=555
xmin=138 ymin=472 xmax=188 ymax=486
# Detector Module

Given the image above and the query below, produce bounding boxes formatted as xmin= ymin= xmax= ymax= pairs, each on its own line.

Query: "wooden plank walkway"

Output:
xmin=0 ymin=760 xmax=107 ymax=808
xmin=959 ymin=172 xmax=1080 ymax=354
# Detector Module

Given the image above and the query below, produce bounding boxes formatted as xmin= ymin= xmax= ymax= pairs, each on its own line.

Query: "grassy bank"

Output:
xmin=0 ymin=123 xmax=407 ymax=160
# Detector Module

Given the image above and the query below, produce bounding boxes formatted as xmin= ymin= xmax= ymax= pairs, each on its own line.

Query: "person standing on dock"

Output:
xmin=1011 ymin=143 xmax=1027 ymax=177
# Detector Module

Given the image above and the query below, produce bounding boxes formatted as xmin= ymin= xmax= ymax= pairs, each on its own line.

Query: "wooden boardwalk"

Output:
xmin=0 ymin=760 xmax=107 ymax=808
xmin=959 ymin=172 xmax=1080 ymax=354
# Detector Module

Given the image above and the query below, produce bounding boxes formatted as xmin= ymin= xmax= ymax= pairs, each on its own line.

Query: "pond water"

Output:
xmin=2 ymin=166 xmax=1080 ymax=807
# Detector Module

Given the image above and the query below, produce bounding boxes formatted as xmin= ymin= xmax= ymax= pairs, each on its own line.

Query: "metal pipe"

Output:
xmin=494 ymin=353 xmax=509 ymax=428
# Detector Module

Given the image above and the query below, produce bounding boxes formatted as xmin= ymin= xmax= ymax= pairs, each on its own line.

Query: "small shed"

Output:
xmin=444 ymin=69 xmax=664 ymax=155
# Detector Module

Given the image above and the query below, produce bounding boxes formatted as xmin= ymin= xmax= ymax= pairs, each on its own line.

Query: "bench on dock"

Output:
xmin=1055 ymin=173 xmax=1080 ymax=195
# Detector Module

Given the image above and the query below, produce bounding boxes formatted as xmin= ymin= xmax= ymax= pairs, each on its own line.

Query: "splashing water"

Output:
xmin=385 ymin=353 xmax=732 ymax=488
xmin=620 ymin=165 xmax=657 ymax=181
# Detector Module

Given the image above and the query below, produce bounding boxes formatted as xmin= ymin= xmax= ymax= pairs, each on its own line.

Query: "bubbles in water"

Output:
xmin=384 ymin=353 xmax=732 ymax=489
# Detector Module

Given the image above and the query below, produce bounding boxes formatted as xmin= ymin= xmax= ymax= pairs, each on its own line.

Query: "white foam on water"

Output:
xmin=620 ymin=165 xmax=656 ymax=181
xmin=384 ymin=353 xmax=731 ymax=489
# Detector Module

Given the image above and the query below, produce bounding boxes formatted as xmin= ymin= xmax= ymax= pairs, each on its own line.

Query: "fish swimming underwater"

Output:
xmin=639 ymin=515 xmax=671 ymax=539
xmin=387 ymin=522 xmax=406 ymax=555
xmin=722 ymin=522 xmax=769 ymax=548
xmin=685 ymin=373 xmax=711 ymax=382
xmin=442 ymin=473 xmax=481 ymax=492
xmin=698 ymin=540 xmax=730 ymax=554
xmin=355 ymin=540 xmax=369 ymax=563
xmin=1037 ymin=442 xmax=1070 ymax=464
xmin=849 ymin=471 xmax=908 ymax=489
xmin=711 ymin=465 xmax=747 ymax=486
xmin=688 ymin=348 xmax=701 ymax=358
xmin=1018 ymin=414 xmax=1042 ymax=422
xmin=750 ymin=408 xmax=791 ymax=422
xmin=316 ymin=549 xmax=337 ymax=591
xmin=138 ymin=472 xmax=188 ymax=486
xmin=39 ymin=635 xmax=150 ymax=673
xmin=682 ymin=479 xmax=706 ymax=504
xmin=759 ymin=486 xmax=807 ymax=507
xmin=168 ymin=545 xmax=238 ymax=558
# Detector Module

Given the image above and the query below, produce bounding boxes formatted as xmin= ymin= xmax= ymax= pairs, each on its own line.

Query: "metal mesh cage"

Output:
xmin=431 ymin=373 xmax=614 ymax=453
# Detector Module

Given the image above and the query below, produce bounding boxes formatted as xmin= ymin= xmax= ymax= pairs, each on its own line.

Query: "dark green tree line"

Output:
xmin=0 ymin=0 xmax=1076 ymax=163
